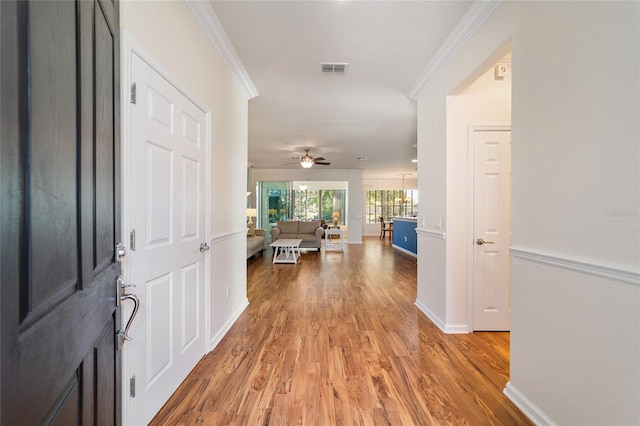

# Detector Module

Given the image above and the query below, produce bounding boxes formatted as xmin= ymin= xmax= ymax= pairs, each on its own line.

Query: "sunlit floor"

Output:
xmin=151 ymin=237 xmax=531 ymax=425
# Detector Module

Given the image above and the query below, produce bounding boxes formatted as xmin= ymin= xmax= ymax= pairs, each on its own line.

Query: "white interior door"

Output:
xmin=473 ymin=129 xmax=511 ymax=331
xmin=128 ymin=53 xmax=208 ymax=425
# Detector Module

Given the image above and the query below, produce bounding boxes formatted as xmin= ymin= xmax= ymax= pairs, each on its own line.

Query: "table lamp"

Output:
xmin=332 ymin=211 xmax=340 ymax=226
xmin=246 ymin=208 xmax=257 ymax=226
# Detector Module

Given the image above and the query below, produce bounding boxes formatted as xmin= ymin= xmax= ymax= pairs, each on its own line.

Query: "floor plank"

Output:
xmin=150 ymin=237 xmax=532 ymax=425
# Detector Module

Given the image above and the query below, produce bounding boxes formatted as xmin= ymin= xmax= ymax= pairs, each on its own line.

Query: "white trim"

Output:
xmin=504 ymin=382 xmax=555 ymax=426
xmin=120 ymin=32 xmax=133 ymax=426
xmin=392 ymin=245 xmax=417 ymax=258
xmin=407 ymin=1 xmax=502 ymax=99
xmin=415 ymin=300 xmax=446 ymax=331
xmin=415 ymin=300 xmax=470 ymax=334
xmin=185 ymin=0 xmax=258 ymax=100
xmin=511 ymin=247 xmax=640 ymax=286
xmin=416 ymin=228 xmax=446 ymax=239
xmin=210 ymin=228 xmax=248 ymax=244
xmin=443 ymin=323 xmax=471 ymax=334
xmin=208 ymin=299 xmax=250 ymax=352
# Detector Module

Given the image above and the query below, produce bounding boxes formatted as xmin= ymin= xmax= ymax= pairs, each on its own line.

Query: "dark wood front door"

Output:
xmin=1 ymin=0 xmax=121 ymax=424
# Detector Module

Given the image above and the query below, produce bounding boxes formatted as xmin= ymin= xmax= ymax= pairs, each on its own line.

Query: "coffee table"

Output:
xmin=270 ymin=239 xmax=303 ymax=264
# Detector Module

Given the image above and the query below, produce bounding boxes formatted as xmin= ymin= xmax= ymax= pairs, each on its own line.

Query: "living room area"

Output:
xmin=245 ymin=172 xmax=420 ymax=262
xmin=246 ymin=178 xmax=348 ymax=261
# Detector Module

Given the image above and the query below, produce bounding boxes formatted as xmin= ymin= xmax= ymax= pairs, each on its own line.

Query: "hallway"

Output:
xmin=151 ymin=237 xmax=530 ymax=425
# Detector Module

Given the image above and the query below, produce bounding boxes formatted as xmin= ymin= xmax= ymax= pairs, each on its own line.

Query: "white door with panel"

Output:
xmin=473 ymin=129 xmax=511 ymax=331
xmin=128 ymin=53 xmax=209 ymax=425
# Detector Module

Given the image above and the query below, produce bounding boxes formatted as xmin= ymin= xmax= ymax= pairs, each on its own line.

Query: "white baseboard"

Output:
xmin=415 ymin=300 xmax=444 ymax=333
xmin=504 ymin=381 xmax=555 ymax=426
xmin=208 ymin=298 xmax=249 ymax=352
xmin=392 ymin=244 xmax=417 ymax=257
xmin=415 ymin=299 xmax=444 ymax=330
xmin=415 ymin=300 xmax=471 ymax=334
xmin=444 ymin=323 xmax=471 ymax=334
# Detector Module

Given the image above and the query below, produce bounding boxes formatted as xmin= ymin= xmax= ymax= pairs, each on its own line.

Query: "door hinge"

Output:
xmin=130 ymin=375 xmax=136 ymax=398
xmin=130 ymin=82 xmax=137 ymax=104
xmin=130 ymin=229 xmax=136 ymax=251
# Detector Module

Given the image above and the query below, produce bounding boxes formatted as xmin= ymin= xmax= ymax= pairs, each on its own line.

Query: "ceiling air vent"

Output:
xmin=321 ymin=62 xmax=349 ymax=74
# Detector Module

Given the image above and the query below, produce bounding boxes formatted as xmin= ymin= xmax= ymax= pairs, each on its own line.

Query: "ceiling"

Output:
xmin=210 ymin=1 xmax=474 ymax=179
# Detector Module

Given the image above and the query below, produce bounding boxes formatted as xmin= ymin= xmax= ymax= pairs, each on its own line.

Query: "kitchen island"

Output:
xmin=392 ymin=217 xmax=417 ymax=256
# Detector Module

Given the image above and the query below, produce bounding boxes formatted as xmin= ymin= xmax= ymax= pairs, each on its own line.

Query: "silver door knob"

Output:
xmin=476 ymin=238 xmax=495 ymax=245
xmin=200 ymin=243 xmax=210 ymax=252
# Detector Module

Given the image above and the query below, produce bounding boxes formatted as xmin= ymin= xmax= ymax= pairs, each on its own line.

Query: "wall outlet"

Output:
xmin=434 ymin=217 xmax=442 ymax=230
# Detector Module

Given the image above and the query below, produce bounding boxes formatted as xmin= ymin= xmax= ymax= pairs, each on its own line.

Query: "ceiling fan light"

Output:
xmin=300 ymin=156 xmax=314 ymax=168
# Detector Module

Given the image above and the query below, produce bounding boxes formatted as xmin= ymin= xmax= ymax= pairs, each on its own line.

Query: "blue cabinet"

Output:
xmin=392 ymin=217 xmax=417 ymax=255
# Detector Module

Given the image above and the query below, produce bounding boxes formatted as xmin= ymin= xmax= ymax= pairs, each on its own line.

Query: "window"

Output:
xmin=365 ymin=190 xmax=418 ymax=223
xmin=257 ymin=181 xmax=346 ymax=227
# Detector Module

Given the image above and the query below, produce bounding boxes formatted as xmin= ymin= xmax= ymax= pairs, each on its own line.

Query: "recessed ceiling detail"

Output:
xmin=210 ymin=1 xmax=475 ymax=178
xmin=321 ymin=62 xmax=349 ymax=74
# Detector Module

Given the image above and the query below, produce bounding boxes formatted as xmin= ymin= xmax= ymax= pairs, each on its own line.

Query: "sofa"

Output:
xmin=270 ymin=220 xmax=324 ymax=251
xmin=247 ymin=228 xmax=266 ymax=259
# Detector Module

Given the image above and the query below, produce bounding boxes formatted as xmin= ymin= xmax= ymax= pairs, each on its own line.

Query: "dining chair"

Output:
xmin=379 ymin=216 xmax=393 ymax=240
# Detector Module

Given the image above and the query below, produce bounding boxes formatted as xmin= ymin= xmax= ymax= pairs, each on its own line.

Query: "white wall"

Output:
xmin=120 ymin=0 xmax=250 ymax=352
xmin=416 ymin=1 xmax=639 ymax=424
xmin=251 ymin=168 xmax=363 ymax=243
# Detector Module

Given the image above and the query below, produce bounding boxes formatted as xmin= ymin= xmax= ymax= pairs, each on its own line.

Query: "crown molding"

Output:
xmin=185 ymin=0 xmax=259 ymax=100
xmin=407 ymin=1 xmax=501 ymax=100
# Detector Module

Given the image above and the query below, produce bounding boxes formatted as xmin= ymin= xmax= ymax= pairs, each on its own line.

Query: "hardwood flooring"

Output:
xmin=150 ymin=237 xmax=531 ymax=425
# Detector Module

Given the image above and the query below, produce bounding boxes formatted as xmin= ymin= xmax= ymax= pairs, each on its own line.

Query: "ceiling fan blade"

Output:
xmin=314 ymin=161 xmax=331 ymax=165
xmin=313 ymin=156 xmax=326 ymax=162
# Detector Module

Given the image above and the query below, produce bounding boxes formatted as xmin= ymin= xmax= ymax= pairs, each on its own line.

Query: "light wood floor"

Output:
xmin=151 ymin=237 xmax=531 ymax=425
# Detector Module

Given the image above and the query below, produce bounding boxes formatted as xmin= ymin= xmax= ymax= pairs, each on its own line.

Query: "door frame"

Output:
xmin=119 ymin=31 xmax=212 ymax=424
xmin=466 ymin=125 xmax=511 ymax=331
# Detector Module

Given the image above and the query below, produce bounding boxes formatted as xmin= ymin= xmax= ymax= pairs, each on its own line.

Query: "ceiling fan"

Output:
xmin=292 ymin=149 xmax=331 ymax=168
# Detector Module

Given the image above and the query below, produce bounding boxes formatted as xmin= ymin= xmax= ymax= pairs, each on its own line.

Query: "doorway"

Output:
xmin=464 ymin=55 xmax=513 ymax=332
xmin=445 ymin=49 xmax=512 ymax=333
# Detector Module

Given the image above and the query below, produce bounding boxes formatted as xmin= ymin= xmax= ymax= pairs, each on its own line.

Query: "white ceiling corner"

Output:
xmin=185 ymin=0 xmax=258 ymax=99
xmin=407 ymin=0 xmax=502 ymax=100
